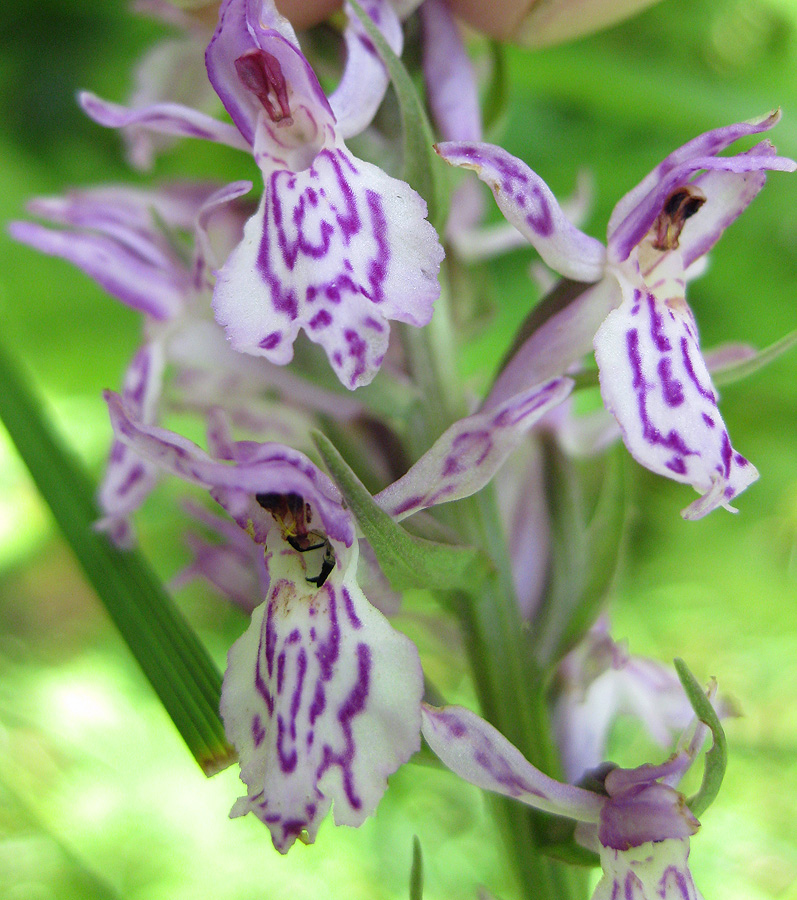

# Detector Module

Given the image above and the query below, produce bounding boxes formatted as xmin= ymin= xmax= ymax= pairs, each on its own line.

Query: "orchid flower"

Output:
xmin=105 ymin=392 xmax=424 ymax=852
xmin=81 ymin=0 xmax=444 ymax=389
xmin=9 ymin=181 xmax=362 ymax=543
xmin=422 ymin=698 xmax=713 ymax=900
xmin=437 ymin=112 xmax=797 ymax=518
xmin=552 ymin=619 xmax=734 ymax=784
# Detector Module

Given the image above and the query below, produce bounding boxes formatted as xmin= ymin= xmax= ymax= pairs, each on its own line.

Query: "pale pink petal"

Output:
xmin=329 ymin=0 xmax=403 ymax=139
xmin=421 ymin=704 xmax=603 ymax=822
xmin=436 ymin=142 xmax=607 ymax=282
xmin=79 ymin=91 xmax=251 ymax=152
xmin=376 ymin=378 xmax=572 ymax=519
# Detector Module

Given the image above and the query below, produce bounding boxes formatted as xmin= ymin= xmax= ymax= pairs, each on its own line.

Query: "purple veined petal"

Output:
xmin=124 ymin=34 xmax=219 ymax=170
xmin=607 ymin=110 xmax=783 ymax=239
xmin=97 ymin=343 xmax=166 ymax=547
xmin=436 ymin=142 xmax=607 ymax=282
xmin=212 ymin=144 xmax=443 ymax=389
xmin=484 ymin=277 xmax=621 ymax=412
xmin=193 ymin=179 xmax=253 ymax=286
xmin=105 ymin=390 xmax=356 ymax=545
xmin=221 ymin=547 xmax=423 ymax=853
xmin=79 ymin=91 xmax=251 ymax=152
xmin=593 ymin=285 xmax=759 ymax=519
xmin=205 ymin=0 xmax=298 ymax=145
xmin=607 ymin=149 xmax=796 ymax=265
xmin=376 ymin=377 xmax=573 ymax=520
xmin=421 ymin=704 xmax=603 ymax=822
xmin=329 ymin=0 xmax=402 ymax=140
xmin=592 ymin=838 xmax=705 ymax=900
xmin=420 ymin=0 xmax=481 ymax=143
xmin=8 ymin=221 xmax=186 ymax=321
xmin=677 ymin=142 xmax=775 ymax=269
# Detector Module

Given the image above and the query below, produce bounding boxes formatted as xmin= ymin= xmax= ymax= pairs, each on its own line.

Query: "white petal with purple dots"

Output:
xmin=212 ymin=145 xmax=444 ymax=389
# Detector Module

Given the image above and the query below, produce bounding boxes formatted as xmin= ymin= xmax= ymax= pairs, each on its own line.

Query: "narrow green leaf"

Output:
xmin=409 ymin=835 xmax=424 ymax=900
xmin=674 ymin=658 xmax=728 ymax=818
xmin=0 ymin=342 xmax=234 ymax=776
xmin=312 ymin=430 xmax=493 ymax=594
xmin=348 ymin=0 xmax=449 ymax=232
xmin=712 ymin=329 xmax=797 ymax=387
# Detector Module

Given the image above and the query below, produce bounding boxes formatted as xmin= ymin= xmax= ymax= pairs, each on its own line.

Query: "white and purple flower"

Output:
xmin=81 ymin=0 xmax=444 ymax=390
xmin=437 ymin=112 xmax=796 ymax=518
xmin=422 ymin=697 xmax=712 ymax=900
xmin=105 ymin=393 xmax=425 ymax=852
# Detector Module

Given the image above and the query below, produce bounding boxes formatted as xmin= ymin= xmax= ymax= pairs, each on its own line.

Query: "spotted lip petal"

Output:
xmin=105 ymin=390 xmax=355 ymax=546
xmin=592 ymin=839 xmax=705 ymax=900
xmin=329 ymin=0 xmax=403 ymax=140
xmin=594 ymin=286 xmax=758 ymax=519
xmin=222 ymin=546 xmax=423 ymax=853
xmin=376 ymin=377 xmax=573 ymax=519
xmin=212 ymin=146 xmax=444 ymax=389
xmin=435 ymin=142 xmax=607 ymax=282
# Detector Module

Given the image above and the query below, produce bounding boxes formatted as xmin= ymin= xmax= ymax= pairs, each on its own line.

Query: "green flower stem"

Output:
xmin=0 ymin=341 xmax=234 ymax=775
xmin=402 ymin=266 xmax=582 ymax=900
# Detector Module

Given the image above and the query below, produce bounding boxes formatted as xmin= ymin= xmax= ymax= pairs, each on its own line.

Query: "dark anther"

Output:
xmin=234 ymin=49 xmax=292 ymax=124
xmin=652 ymin=185 xmax=707 ymax=251
xmin=305 ymin=548 xmax=336 ymax=588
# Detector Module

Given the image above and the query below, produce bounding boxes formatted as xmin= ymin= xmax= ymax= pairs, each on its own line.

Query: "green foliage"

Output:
xmin=675 ymin=659 xmax=728 ymax=819
xmin=313 ymin=431 xmax=493 ymax=595
xmin=0 ymin=341 xmax=232 ymax=776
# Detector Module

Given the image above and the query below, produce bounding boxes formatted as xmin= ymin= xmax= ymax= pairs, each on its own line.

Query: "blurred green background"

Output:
xmin=1 ymin=0 xmax=796 ymax=897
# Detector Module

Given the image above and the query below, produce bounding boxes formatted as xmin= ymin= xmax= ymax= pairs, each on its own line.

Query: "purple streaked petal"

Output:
xmin=421 ymin=704 xmax=603 ymax=822
xmin=677 ymin=142 xmax=774 ymax=269
xmin=9 ymin=221 xmax=186 ymax=320
xmin=376 ymin=378 xmax=573 ymax=519
xmin=124 ymin=34 xmax=219 ymax=170
xmin=204 ymin=0 xmax=299 ymax=146
xmin=484 ymin=277 xmax=621 ymax=412
xmin=79 ymin=91 xmax=251 ymax=152
xmin=221 ymin=549 xmax=423 ymax=852
xmin=593 ymin=286 xmax=759 ymax=519
xmin=592 ymin=838 xmax=704 ymax=900
xmin=420 ymin=0 xmax=481 ymax=143
xmin=607 ymin=110 xmax=783 ymax=239
xmin=105 ymin=390 xmax=356 ymax=545
xmin=435 ymin=142 xmax=607 ymax=282
xmin=97 ymin=344 xmax=166 ymax=546
xmin=212 ymin=145 xmax=443 ymax=389
xmin=607 ymin=149 xmax=795 ymax=264
xmin=329 ymin=0 xmax=402 ymax=139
